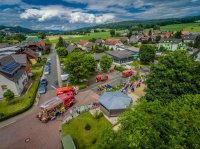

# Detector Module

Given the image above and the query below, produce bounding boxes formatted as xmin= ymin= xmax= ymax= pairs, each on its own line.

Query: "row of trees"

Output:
xmin=0 ymin=33 xmax=26 ymax=43
xmin=98 ymin=51 xmax=200 ymax=148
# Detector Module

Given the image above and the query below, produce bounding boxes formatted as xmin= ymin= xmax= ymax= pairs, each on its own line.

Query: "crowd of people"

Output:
xmin=121 ymin=79 xmax=142 ymax=94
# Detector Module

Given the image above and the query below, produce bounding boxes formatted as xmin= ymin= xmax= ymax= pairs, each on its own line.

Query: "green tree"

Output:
xmin=194 ymin=35 xmax=200 ymax=48
xmin=153 ymin=25 xmax=160 ymax=30
xmin=139 ymin=45 xmax=156 ymax=64
xmin=56 ymin=36 xmax=65 ymax=48
xmin=3 ymin=89 xmax=14 ymax=102
xmin=64 ymin=52 xmax=96 ymax=83
xmin=98 ymin=94 xmax=200 ymax=149
xmin=56 ymin=47 xmax=68 ymax=57
xmin=145 ymin=51 xmax=200 ymax=101
xmin=110 ymin=29 xmax=115 ymax=37
xmin=100 ymin=55 xmax=112 ymax=71
xmin=173 ymin=31 xmax=182 ymax=39
xmin=37 ymin=32 xmax=46 ymax=39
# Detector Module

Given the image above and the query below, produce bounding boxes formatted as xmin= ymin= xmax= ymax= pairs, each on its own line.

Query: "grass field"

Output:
xmin=62 ymin=112 xmax=111 ymax=149
xmin=0 ymin=67 xmax=43 ymax=121
xmin=160 ymin=22 xmax=200 ymax=32
xmin=48 ymin=30 xmax=127 ymax=44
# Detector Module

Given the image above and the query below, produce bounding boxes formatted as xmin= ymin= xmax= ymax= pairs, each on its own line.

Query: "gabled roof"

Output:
xmin=105 ymin=38 xmax=121 ymax=45
xmin=11 ymin=54 xmax=27 ymax=66
xmin=106 ymin=50 xmax=135 ymax=59
xmin=78 ymin=40 xmax=89 ymax=46
xmin=99 ymin=91 xmax=132 ymax=110
xmin=0 ymin=55 xmax=26 ymax=82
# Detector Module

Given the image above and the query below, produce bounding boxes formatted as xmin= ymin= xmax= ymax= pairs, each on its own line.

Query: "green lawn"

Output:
xmin=160 ymin=22 xmax=200 ymax=32
xmin=0 ymin=67 xmax=43 ymax=121
xmin=62 ymin=112 xmax=111 ymax=149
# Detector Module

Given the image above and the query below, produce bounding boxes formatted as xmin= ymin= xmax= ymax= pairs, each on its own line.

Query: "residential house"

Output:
xmin=158 ymin=38 xmax=187 ymax=51
xmin=129 ymin=34 xmax=143 ymax=43
xmin=11 ymin=54 xmax=31 ymax=75
xmin=104 ymin=38 xmax=123 ymax=51
xmin=0 ymin=55 xmax=28 ymax=98
xmin=182 ymin=34 xmax=197 ymax=44
xmin=95 ymin=39 xmax=105 ymax=45
xmin=119 ymin=37 xmax=129 ymax=43
xmin=195 ymin=51 xmax=200 ymax=61
xmin=0 ymin=45 xmax=21 ymax=56
xmin=105 ymin=50 xmax=136 ymax=65
xmin=22 ymin=38 xmax=47 ymax=55
xmin=67 ymin=43 xmax=79 ymax=54
xmin=77 ymin=40 xmax=94 ymax=52
xmin=160 ymin=32 xmax=173 ymax=38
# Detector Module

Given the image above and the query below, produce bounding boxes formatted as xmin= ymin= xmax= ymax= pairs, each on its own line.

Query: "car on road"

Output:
xmin=47 ymin=58 xmax=51 ymax=62
xmin=41 ymin=78 xmax=48 ymax=86
xmin=38 ymin=84 xmax=46 ymax=94
xmin=44 ymin=67 xmax=50 ymax=75
xmin=46 ymin=61 xmax=51 ymax=66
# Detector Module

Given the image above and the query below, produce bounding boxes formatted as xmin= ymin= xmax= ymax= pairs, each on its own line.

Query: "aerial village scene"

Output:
xmin=0 ymin=0 xmax=200 ymax=149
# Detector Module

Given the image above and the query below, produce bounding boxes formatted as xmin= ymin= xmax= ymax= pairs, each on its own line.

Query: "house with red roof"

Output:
xmin=104 ymin=38 xmax=124 ymax=50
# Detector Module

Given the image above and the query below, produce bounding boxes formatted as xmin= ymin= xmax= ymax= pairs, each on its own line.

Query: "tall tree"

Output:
xmin=145 ymin=51 xmax=200 ymax=101
xmin=100 ymin=55 xmax=112 ymax=71
xmin=64 ymin=52 xmax=96 ymax=83
xmin=98 ymin=94 xmax=200 ymax=149
xmin=37 ymin=32 xmax=46 ymax=39
xmin=56 ymin=36 xmax=65 ymax=48
xmin=173 ymin=31 xmax=182 ymax=39
xmin=56 ymin=47 xmax=68 ymax=57
xmin=139 ymin=45 xmax=156 ymax=64
xmin=110 ymin=29 xmax=115 ymax=37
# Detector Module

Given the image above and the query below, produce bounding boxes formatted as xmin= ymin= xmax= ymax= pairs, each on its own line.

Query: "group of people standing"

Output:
xmin=121 ymin=79 xmax=142 ymax=94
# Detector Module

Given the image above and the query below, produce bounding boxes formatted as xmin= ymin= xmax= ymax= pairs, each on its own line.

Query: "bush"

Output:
xmin=85 ymin=123 xmax=91 ymax=130
xmin=114 ymin=65 xmax=127 ymax=72
xmin=94 ymin=112 xmax=103 ymax=119
xmin=3 ymin=89 xmax=14 ymax=102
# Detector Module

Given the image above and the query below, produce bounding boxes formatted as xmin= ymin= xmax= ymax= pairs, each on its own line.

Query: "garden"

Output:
xmin=0 ymin=67 xmax=43 ymax=121
xmin=62 ymin=112 xmax=111 ymax=149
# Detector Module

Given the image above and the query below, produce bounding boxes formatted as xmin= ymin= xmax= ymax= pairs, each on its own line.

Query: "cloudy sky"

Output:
xmin=0 ymin=0 xmax=200 ymax=30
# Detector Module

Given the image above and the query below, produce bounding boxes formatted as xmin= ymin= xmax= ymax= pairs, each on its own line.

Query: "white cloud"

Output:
xmin=20 ymin=6 xmax=115 ymax=24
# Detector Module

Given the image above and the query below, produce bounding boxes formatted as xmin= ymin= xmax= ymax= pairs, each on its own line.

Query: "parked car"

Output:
xmin=44 ymin=67 xmax=50 ymax=75
xmin=46 ymin=61 xmax=51 ymax=66
xmin=41 ymin=78 xmax=48 ymax=86
xmin=38 ymin=84 xmax=46 ymax=94
xmin=47 ymin=58 xmax=51 ymax=62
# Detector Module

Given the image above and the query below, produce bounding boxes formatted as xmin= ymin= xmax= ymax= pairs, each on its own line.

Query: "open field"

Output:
xmin=0 ymin=67 xmax=43 ymax=121
xmin=160 ymin=22 xmax=200 ymax=32
xmin=48 ymin=30 xmax=127 ymax=43
xmin=62 ymin=112 xmax=111 ymax=149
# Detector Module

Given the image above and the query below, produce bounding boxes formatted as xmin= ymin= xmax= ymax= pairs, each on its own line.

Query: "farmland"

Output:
xmin=160 ymin=22 xmax=200 ymax=32
xmin=48 ymin=30 xmax=127 ymax=43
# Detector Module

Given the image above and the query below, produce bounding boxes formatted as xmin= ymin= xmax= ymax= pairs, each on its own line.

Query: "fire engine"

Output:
xmin=96 ymin=74 xmax=108 ymax=82
xmin=122 ymin=70 xmax=135 ymax=77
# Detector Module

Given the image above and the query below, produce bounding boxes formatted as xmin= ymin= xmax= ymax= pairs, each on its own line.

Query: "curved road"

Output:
xmin=0 ymin=50 xmax=62 ymax=149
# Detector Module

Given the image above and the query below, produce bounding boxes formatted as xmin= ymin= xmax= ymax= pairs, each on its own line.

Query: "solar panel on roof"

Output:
xmin=2 ymin=61 xmax=20 ymax=72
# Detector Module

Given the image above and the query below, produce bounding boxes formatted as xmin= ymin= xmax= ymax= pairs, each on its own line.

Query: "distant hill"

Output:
xmin=0 ymin=25 xmax=62 ymax=34
xmin=72 ymin=15 xmax=200 ymax=32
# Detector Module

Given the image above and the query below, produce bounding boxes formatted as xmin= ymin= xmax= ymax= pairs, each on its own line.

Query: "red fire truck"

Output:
xmin=122 ymin=70 xmax=135 ymax=77
xmin=37 ymin=93 xmax=76 ymax=123
xmin=96 ymin=74 xmax=109 ymax=82
xmin=56 ymin=86 xmax=78 ymax=96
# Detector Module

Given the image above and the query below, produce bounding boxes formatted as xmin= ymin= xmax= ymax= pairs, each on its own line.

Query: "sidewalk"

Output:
xmin=56 ymin=54 xmax=62 ymax=87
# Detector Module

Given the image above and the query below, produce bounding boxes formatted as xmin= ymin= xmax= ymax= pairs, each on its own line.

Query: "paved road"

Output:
xmin=45 ymin=51 xmax=59 ymax=90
